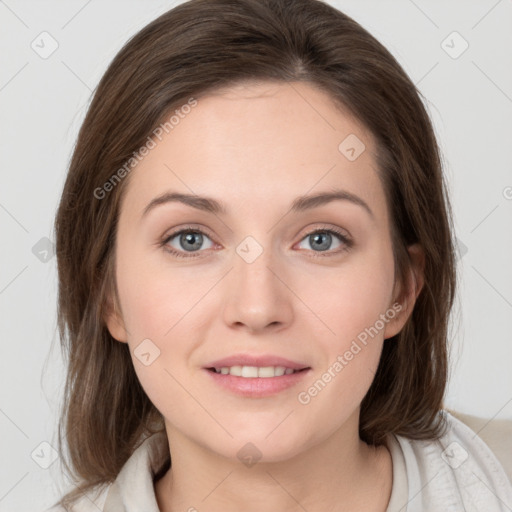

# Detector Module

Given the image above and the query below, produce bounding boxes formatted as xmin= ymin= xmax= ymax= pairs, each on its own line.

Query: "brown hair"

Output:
xmin=52 ymin=0 xmax=457 ymax=507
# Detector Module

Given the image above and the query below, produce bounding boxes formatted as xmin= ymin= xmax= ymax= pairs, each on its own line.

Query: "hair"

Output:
xmin=52 ymin=0 xmax=457 ymax=508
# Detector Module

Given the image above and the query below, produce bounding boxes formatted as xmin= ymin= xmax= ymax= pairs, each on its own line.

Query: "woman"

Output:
xmin=47 ymin=0 xmax=512 ymax=510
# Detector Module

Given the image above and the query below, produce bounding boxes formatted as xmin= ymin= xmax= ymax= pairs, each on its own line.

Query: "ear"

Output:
xmin=383 ymin=243 xmax=425 ymax=340
xmin=104 ymin=293 xmax=128 ymax=343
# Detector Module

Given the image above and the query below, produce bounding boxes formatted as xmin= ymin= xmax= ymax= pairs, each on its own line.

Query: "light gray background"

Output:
xmin=1 ymin=0 xmax=511 ymax=510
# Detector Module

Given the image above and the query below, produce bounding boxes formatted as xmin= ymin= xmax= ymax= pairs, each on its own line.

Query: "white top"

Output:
xmin=385 ymin=410 xmax=512 ymax=511
xmin=46 ymin=410 xmax=512 ymax=511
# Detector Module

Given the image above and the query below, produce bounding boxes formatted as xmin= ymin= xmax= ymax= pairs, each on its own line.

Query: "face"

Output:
xmin=105 ymin=81 xmax=421 ymax=462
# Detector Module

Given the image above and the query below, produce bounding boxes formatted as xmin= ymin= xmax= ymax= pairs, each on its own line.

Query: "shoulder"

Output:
xmin=446 ymin=408 xmax=512 ymax=484
xmin=390 ymin=409 xmax=512 ymax=508
xmin=42 ymin=483 xmax=111 ymax=512
xmin=43 ymin=431 xmax=167 ymax=512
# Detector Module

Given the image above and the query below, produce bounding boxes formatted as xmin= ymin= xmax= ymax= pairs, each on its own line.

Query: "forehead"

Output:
xmin=121 ymin=81 xmax=386 ymax=221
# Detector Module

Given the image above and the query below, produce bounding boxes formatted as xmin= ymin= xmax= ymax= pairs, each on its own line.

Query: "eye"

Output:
xmin=295 ymin=227 xmax=353 ymax=257
xmin=160 ymin=225 xmax=353 ymax=259
xmin=161 ymin=227 xmax=215 ymax=258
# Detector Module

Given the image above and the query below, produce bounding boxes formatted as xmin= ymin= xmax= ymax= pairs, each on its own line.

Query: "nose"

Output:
xmin=222 ymin=242 xmax=294 ymax=333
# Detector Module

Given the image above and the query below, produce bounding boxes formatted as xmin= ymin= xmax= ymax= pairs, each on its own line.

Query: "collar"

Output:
xmin=103 ymin=410 xmax=512 ymax=511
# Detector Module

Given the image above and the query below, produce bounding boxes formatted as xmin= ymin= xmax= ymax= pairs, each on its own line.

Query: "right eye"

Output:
xmin=161 ymin=227 xmax=216 ymax=258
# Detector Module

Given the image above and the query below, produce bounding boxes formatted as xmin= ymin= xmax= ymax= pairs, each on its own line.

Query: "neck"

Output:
xmin=155 ymin=413 xmax=393 ymax=512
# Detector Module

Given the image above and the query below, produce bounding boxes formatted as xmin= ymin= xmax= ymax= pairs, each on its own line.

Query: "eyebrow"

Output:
xmin=142 ymin=189 xmax=374 ymax=220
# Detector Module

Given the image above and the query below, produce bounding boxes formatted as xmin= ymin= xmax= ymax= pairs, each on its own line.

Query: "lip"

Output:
xmin=204 ymin=354 xmax=310 ymax=371
xmin=203 ymin=353 xmax=311 ymax=398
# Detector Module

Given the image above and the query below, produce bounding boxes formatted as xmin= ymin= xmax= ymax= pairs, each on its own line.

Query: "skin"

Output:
xmin=105 ymin=80 xmax=424 ymax=512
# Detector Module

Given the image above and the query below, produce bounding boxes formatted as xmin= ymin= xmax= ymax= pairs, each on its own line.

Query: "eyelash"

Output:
xmin=160 ymin=224 xmax=353 ymax=259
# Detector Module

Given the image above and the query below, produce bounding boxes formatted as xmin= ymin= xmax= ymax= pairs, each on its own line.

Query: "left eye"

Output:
xmin=296 ymin=229 xmax=348 ymax=253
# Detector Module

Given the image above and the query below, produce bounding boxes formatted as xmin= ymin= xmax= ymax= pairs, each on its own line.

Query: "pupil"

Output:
xmin=312 ymin=232 xmax=330 ymax=251
xmin=182 ymin=232 xmax=202 ymax=251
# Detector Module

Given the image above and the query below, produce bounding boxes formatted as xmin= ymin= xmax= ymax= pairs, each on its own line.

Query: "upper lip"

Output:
xmin=205 ymin=354 xmax=310 ymax=370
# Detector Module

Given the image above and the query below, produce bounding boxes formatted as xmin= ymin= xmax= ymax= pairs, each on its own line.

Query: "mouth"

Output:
xmin=203 ymin=355 xmax=312 ymax=397
xmin=206 ymin=366 xmax=310 ymax=378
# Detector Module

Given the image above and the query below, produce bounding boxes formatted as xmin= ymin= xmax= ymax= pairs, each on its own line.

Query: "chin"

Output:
xmin=226 ymin=438 xmax=305 ymax=465
xmin=226 ymin=427 xmax=312 ymax=464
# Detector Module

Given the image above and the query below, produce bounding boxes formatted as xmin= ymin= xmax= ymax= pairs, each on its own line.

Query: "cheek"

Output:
xmin=312 ymin=244 xmax=396 ymax=347
xmin=295 ymin=253 xmax=395 ymax=426
xmin=115 ymin=246 xmax=203 ymax=340
xmin=115 ymin=257 xmax=202 ymax=420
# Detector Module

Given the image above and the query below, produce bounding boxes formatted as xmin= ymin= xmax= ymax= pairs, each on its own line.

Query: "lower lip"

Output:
xmin=204 ymin=368 xmax=311 ymax=397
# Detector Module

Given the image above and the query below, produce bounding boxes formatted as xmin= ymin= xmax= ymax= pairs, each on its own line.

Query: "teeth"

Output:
xmin=258 ymin=366 xmax=277 ymax=378
xmin=229 ymin=365 xmax=243 ymax=376
xmin=213 ymin=365 xmax=300 ymax=378
xmin=242 ymin=366 xmax=258 ymax=378
xmin=274 ymin=366 xmax=285 ymax=377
